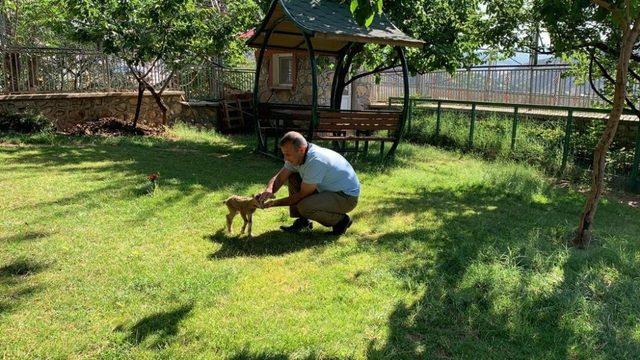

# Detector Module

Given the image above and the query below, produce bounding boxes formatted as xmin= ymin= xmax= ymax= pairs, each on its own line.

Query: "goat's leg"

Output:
xmin=226 ymin=210 xmax=237 ymax=233
xmin=240 ymin=212 xmax=249 ymax=234
xmin=247 ymin=213 xmax=253 ymax=238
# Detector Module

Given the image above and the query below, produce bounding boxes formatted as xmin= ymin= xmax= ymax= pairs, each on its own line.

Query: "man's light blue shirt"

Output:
xmin=284 ymin=144 xmax=360 ymax=197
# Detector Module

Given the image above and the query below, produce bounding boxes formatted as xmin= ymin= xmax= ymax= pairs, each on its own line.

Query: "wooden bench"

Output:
xmin=314 ymin=110 xmax=401 ymax=156
xmin=256 ymin=104 xmax=404 ymax=158
xmin=315 ymin=110 xmax=400 ymax=141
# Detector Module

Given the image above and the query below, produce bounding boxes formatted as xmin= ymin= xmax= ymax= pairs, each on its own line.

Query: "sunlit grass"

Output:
xmin=1 ymin=124 xmax=639 ymax=358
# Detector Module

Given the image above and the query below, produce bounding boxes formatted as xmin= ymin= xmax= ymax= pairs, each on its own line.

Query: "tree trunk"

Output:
xmin=144 ymin=83 xmax=169 ymax=126
xmin=133 ymin=81 xmax=144 ymax=129
xmin=574 ymin=21 xmax=640 ymax=247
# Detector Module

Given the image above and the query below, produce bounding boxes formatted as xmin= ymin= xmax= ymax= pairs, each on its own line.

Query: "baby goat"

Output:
xmin=223 ymin=194 xmax=273 ymax=237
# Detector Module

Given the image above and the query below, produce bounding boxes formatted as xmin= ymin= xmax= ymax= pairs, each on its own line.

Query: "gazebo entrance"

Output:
xmin=246 ymin=0 xmax=424 ymax=159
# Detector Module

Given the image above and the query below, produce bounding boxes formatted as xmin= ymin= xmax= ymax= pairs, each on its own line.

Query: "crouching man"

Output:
xmin=258 ymin=131 xmax=360 ymax=235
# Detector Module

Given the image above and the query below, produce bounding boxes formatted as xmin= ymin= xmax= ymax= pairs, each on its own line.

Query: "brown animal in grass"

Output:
xmin=223 ymin=194 xmax=273 ymax=237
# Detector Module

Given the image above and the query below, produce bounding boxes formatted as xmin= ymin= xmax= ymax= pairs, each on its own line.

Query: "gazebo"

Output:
xmin=246 ymin=0 xmax=424 ymax=159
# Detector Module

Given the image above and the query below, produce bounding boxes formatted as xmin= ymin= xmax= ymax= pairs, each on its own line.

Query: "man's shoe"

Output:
xmin=280 ymin=218 xmax=313 ymax=233
xmin=332 ymin=215 xmax=353 ymax=235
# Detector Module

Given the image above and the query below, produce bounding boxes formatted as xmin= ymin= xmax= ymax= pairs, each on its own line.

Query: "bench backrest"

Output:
xmin=317 ymin=111 xmax=401 ymax=132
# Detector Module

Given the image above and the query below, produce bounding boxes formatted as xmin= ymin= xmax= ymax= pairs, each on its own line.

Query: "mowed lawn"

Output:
xmin=1 ymin=125 xmax=639 ymax=359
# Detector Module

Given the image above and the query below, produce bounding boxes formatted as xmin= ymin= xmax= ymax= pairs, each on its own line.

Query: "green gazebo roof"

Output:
xmin=246 ymin=0 xmax=424 ymax=54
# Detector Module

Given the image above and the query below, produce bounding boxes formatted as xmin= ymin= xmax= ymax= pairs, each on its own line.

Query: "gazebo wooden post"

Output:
xmin=332 ymin=43 xmax=362 ymax=110
xmin=387 ymin=46 xmax=409 ymax=159
xmin=303 ymin=32 xmax=318 ymax=141
xmin=330 ymin=44 xmax=350 ymax=111
xmin=252 ymin=27 xmax=276 ymax=151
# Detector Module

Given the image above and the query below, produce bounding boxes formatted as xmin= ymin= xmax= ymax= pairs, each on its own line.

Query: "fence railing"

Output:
xmin=0 ymin=46 xmax=254 ymax=100
xmin=178 ymin=67 xmax=255 ymax=101
xmin=388 ymin=96 xmax=640 ymax=191
xmin=1 ymin=46 xmax=120 ymax=93
xmin=372 ymin=65 xmax=613 ymax=108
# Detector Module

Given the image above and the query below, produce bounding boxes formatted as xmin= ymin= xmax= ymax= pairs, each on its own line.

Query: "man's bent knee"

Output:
xmin=296 ymin=197 xmax=314 ymax=218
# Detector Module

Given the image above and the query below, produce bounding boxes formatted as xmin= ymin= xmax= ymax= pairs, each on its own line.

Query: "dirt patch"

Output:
xmin=66 ymin=117 xmax=164 ymax=136
xmin=555 ymin=179 xmax=640 ymax=208
xmin=608 ymin=191 xmax=640 ymax=208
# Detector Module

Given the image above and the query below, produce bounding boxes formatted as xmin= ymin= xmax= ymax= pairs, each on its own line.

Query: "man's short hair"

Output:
xmin=279 ymin=131 xmax=308 ymax=149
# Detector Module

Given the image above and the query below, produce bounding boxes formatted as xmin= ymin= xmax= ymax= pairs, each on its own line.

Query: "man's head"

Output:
xmin=279 ymin=131 xmax=308 ymax=165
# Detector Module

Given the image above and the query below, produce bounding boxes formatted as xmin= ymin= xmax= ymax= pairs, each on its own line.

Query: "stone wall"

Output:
xmin=258 ymin=50 xmax=370 ymax=110
xmin=0 ymin=91 xmax=184 ymax=130
xmin=179 ymin=101 xmax=220 ymax=129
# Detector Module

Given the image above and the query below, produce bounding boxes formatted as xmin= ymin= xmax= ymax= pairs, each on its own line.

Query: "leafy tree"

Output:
xmin=0 ymin=0 xmax=68 ymax=47
xmin=327 ymin=0 xmax=530 ymax=109
xmin=0 ymin=0 xmax=74 ymax=92
xmin=351 ymin=0 xmax=640 ymax=247
xmin=535 ymin=0 xmax=640 ymax=247
xmin=64 ymin=0 xmax=260 ymax=127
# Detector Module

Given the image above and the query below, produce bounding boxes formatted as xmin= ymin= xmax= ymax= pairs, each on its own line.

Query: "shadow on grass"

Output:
xmin=118 ymin=303 xmax=193 ymax=348
xmin=206 ymin=229 xmax=339 ymax=259
xmin=0 ymin=258 xmax=48 ymax=281
xmin=0 ymin=231 xmax=51 ymax=243
xmin=0 ymin=258 xmax=47 ymax=314
xmin=1 ymin=129 xmax=413 ymax=227
xmin=228 ymin=350 xmax=343 ymax=359
xmin=353 ymin=171 xmax=640 ymax=358
xmin=1 ymin=133 xmax=275 ymax=223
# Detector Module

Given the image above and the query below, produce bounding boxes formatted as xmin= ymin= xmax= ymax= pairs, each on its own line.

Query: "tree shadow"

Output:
xmin=0 ymin=258 xmax=47 ymax=314
xmin=0 ymin=231 xmax=51 ymax=243
xmin=227 ymin=350 xmax=345 ymax=360
xmin=2 ymin=130 xmax=415 ymax=228
xmin=0 ymin=258 xmax=48 ymax=281
xmin=117 ymin=303 xmax=193 ymax=348
xmin=1 ymin=134 xmax=276 ymax=224
xmin=355 ymin=172 xmax=640 ymax=358
xmin=206 ymin=229 xmax=339 ymax=259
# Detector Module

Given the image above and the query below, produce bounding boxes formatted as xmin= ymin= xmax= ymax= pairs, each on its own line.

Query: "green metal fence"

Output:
xmin=178 ymin=67 xmax=254 ymax=101
xmin=388 ymin=97 xmax=640 ymax=192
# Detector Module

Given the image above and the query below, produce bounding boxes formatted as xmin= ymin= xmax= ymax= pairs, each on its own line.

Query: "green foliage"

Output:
xmin=535 ymin=0 xmax=640 ymax=111
xmin=0 ymin=109 xmax=54 ymax=134
xmin=347 ymin=0 xmax=383 ymax=27
xmin=572 ymin=120 xmax=636 ymax=180
xmin=347 ymin=0 xmax=531 ymax=75
xmin=405 ymin=110 xmax=637 ymax=185
xmin=63 ymin=0 xmax=261 ymax=68
xmin=0 ymin=0 xmax=71 ymax=47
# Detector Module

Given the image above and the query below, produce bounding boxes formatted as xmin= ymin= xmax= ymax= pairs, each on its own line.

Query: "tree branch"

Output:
xmin=594 ymin=55 xmax=639 ymax=114
xmin=591 ymin=0 xmax=627 ymax=28
xmin=158 ymin=68 xmax=177 ymax=94
xmin=628 ymin=66 xmax=640 ymax=82
xmin=591 ymin=0 xmax=612 ymax=12
xmin=524 ymin=41 xmax=640 ymax=65
xmin=589 ymin=52 xmax=614 ymax=105
xmin=141 ymin=58 xmax=159 ymax=79
xmin=127 ymin=63 xmax=143 ymax=82
xmin=344 ymin=61 xmax=399 ymax=87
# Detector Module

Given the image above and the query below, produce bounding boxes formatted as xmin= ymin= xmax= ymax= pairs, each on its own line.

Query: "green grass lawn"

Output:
xmin=1 ymin=124 xmax=639 ymax=359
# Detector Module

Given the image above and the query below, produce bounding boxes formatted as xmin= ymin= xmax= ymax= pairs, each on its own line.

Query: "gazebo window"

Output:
xmin=272 ymin=53 xmax=293 ymax=88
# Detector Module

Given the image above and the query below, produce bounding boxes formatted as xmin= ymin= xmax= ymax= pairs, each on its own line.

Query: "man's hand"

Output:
xmin=262 ymin=200 xmax=275 ymax=208
xmin=257 ymin=191 xmax=275 ymax=203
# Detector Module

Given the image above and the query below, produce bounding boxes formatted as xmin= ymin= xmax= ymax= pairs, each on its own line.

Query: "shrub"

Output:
xmin=0 ymin=109 xmax=54 ymax=134
xmin=404 ymin=109 xmax=636 ymax=186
